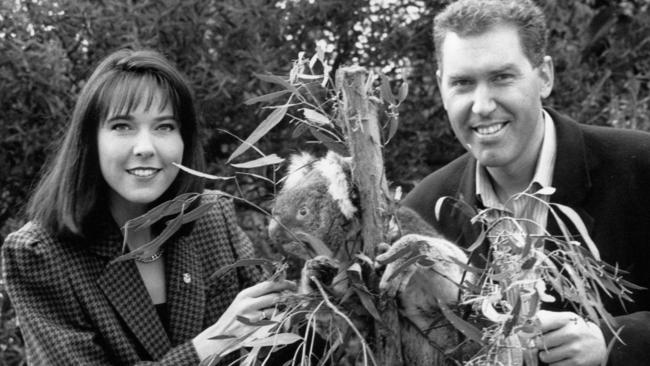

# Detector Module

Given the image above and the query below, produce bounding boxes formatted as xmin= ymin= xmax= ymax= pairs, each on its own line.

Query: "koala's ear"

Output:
xmin=316 ymin=152 xmax=357 ymax=219
xmin=283 ymin=152 xmax=316 ymax=191
xmin=325 ymin=151 xmax=352 ymax=173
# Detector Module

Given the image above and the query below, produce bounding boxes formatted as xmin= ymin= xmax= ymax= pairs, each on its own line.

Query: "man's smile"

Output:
xmin=472 ymin=121 xmax=509 ymax=136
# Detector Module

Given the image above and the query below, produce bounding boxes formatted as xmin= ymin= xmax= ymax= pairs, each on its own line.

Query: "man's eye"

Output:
xmin=493 ymin=74 xmax=514 ymax=82
xmin=450 ymin=79 xmax=472 ymax=88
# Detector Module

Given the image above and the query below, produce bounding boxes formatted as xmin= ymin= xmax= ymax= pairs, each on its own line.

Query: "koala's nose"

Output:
xmin=268 ymin=217 xmax=288 ymax=244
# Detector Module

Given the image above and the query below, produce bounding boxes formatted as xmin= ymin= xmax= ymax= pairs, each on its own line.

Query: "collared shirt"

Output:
xmin=476 ymin=110 xmax=557 ymax=236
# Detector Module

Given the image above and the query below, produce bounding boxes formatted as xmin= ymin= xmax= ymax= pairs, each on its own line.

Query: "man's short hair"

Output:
xmin=434 ymin=0 xmax=548 ymax=67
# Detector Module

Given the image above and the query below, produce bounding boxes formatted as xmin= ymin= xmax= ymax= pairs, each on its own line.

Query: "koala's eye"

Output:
xmin=297 ymin=207 xmax=309 ymax=217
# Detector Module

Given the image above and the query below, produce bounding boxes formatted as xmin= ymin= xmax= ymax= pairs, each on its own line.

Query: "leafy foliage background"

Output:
xmin=1 ymin=0 xmax=649 ymax=364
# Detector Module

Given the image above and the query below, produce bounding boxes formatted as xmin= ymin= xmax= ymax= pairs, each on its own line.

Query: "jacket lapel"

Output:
xmin=165 ymin=235 xmax=206 ymax=345
xmin=90 ymin=216 xmax=171 ymax=360
xmin=97 ymin=259 xmax=171 ymax=360
xmin=547 ymin=108 xmax=595 ymax=207
xmin=451 ymin=109 xmax=598 ymax=256
xmin=545 ymin=108 xmax=596 ymax=234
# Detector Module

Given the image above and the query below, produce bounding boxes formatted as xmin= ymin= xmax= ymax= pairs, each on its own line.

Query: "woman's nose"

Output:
xmin=132 ymin=131 xmax=155 ymax=158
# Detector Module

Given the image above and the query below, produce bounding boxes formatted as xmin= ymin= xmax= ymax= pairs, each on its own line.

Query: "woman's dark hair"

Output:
xmin=28 ymin=48 xmax=205 ymax=238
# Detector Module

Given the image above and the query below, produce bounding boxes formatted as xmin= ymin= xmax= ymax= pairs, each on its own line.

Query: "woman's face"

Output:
xmin=97 ymin=89 xmax=183 ymax=217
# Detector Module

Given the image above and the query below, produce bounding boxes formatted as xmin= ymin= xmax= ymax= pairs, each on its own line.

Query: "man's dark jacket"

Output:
xmin=403 ymin=108 xmax=650 ymax=366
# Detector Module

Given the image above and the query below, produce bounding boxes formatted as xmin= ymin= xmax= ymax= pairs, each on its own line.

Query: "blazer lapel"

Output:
xmin=90 ymin=216 xmax=171 ymax=361
xmin=97 ymin=259 xmax=171 ymax=360
xmin=457 ymin=154 xmax=480 ymax=208
xmin=547 ymin=108 xmax=594 ymax=207
xmin=546 ymin=108 xmax=596 ymax=234
xmin=165 ymin=235 xmax=206 ymax=345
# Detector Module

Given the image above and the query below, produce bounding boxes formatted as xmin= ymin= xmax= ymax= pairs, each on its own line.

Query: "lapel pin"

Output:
xmin=183 ymin=273 xmax=192 ymax=284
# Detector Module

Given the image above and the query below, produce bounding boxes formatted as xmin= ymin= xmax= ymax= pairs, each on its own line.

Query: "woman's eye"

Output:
xmin=157 ymin=122 xmax=177 ymax=132
xmin=111 ymin=123 xmax=131 ymax=131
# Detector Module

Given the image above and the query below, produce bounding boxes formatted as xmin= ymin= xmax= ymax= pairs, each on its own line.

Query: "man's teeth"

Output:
xmin=474 ymin=122 xmax=506 ymax=135
xmin=128 ymin=168 xmax=159 ymax=177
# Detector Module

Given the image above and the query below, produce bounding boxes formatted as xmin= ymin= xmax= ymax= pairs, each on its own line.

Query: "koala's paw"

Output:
xmin=377 ymin=234 xmax=469 ymax=309
xmin=299 ymin=255 xmax=340 ymax=294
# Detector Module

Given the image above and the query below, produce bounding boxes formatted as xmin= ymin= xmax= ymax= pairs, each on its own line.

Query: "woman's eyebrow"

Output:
xmin=154 ymin=115 xmax=176 ymax=121
xmin=104 ymin=114 xmax=176 ymax=122
xmin=105 ymin=114 xmax=133 ymax=122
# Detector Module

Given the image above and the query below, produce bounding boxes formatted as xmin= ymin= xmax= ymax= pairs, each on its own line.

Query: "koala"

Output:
xmin=268 ymin=151 xmax=357 ymax=261
xmin=269 ymin=151 xmax=475 ymax=365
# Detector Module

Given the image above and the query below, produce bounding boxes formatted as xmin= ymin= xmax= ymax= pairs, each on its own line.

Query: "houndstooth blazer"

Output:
xmin=2 ymin=190 xmax=263 ymax=365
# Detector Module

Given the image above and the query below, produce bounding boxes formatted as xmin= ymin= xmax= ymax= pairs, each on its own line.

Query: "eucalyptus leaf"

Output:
xmin=243 ymin=333 xmax=302 ymax=348
xmin=379 ymin=73 xmax=396 ymax=105
xmin=227 ymin=105 xmax=288 ymax=163
xmin=112 ymin=202 xmax=187 ymax=263
xmin=253 ymin=73 xmax=298 ymax=94
xmin=397 ymin=82 xmax=409 ymax=103
xmin=208 ymin=334 xmax=237 ymax=340
xmin=386 ymin=115 xmax=399 ymax=144
xmin=553 ymin=203 xmax=601 ymax=261
xmin=386 ymin=254 xmax=426 ymax=282
xmin=308 ymin=127 xmax=348 ymax=156
xmin=346 ymin=262 xmax=363 ymax=284
xmin=376 ymin=244 xmax=415 ymax=266
xmin=438 ymin=300 xmax=484 ymax=344
xmin=236 ymin=315 xmax=277 ymax=326
xmin=126 ymin=192 xmax=199 ymax=230
xmin=210 ymin=258 xmax=276 ymax=281
xmin=244 ymin=89 xmax=291 ymax=105
xmin=302 ymin=108 xmax=331 ymax=125
xmin=353 ymin=288 xmax=382 ymax=321
xmin=174 ymin=162 xmax=235 ymax=180
xmin=230 ymin=154 xmax=285 ymax=169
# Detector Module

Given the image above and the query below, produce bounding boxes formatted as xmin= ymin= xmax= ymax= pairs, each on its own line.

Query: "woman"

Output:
xmin=1 ymin=49 xmax=295 ymax=365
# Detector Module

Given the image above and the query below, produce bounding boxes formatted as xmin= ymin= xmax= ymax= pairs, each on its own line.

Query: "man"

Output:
xmin=402 ymin=0 xmax=650 ymax=365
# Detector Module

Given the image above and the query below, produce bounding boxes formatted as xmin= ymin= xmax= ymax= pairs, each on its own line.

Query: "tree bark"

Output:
xmin=336 ymin=66 xmax=404 ymax=366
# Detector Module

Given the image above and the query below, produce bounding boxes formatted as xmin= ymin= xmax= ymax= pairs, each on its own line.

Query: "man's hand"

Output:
xmin=536 ymin=310 xmax=606 ymax=366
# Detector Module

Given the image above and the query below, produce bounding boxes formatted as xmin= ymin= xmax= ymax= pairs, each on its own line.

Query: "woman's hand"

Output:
xmin=192 ymin=279 xmax=297 ymax=360
xmin=536 ymin=310 xmax=606 ymax=366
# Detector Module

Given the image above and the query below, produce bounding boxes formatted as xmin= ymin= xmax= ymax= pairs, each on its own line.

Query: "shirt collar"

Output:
xmin=476 ymin=109 xmax=557 ymax=208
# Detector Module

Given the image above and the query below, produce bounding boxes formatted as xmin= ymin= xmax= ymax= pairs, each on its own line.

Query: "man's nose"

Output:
xmin=471 ymin=83 xmax=496 ymax=116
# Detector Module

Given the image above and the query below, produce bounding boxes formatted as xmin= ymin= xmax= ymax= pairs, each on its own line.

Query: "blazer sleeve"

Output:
xmin=601 ymin=312 xmax=650 ymax=366
xmin=2 ymin=228 xmax=200 ymax=366
xmin=217 ymin=197 xmax=266 ymax=288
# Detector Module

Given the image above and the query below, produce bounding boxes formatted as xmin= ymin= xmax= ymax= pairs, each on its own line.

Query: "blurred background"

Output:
xmin=1 ymin=0 xmax=649 ymax=364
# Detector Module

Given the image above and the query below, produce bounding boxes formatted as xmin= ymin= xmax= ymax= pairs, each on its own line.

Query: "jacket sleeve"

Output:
xmin=217 ymin=197 xmax=266 ymax=288
xmin=601 ymin=312 xmax=650 ymax=366
xmin=1 ymin=228 xmax=201 ymax=366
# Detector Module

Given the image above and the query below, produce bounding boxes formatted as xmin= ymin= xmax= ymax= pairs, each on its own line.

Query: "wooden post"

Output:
xmin=336 ymin=66 xmax=404 ymax=366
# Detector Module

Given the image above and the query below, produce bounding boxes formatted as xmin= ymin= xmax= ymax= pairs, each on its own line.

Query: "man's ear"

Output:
xmin=538 ymin=55 xmax=554 ymax=99
xmin=436 ymin=69 xmax=448 ymax=110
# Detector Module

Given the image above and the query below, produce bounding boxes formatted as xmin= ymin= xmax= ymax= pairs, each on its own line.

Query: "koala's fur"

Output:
xmin=268 ymin=151 xmax=357 ymax=260
xmin=269 ymin=151 xmax=475 ymax=365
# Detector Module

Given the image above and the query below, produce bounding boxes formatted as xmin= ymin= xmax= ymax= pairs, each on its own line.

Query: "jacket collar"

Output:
xmin=546 ymin=107 xmax=596 ymax=206
xmin=97 ymin=258 xmax=171 ymax=359
xmin=94 ymin=217 xmax=206 ymax=358
xmin=454 ymin=107 xmax=597 ymax=239
xmin=457 ymin=108 xmax=595 ymax=207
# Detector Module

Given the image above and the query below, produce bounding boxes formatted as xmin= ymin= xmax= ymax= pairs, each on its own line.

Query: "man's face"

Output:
xmin=437 ymin=24 xmax=553 ymax=175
